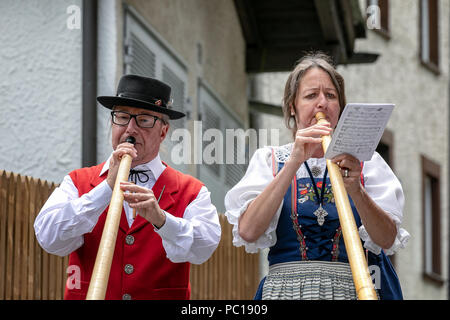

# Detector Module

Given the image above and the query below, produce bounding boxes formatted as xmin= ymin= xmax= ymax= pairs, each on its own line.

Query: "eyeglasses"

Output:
xmin=111 ymin=111 xmax=167 ymax=128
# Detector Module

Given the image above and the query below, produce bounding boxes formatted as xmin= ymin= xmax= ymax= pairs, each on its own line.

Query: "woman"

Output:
xmin=224 ymin=52 xmax=409 ymax=300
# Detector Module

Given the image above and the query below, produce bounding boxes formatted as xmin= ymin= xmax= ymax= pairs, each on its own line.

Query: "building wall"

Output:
xmin=250 ymin=0 xmax=449 ymax=299
xmin=92 ymin=0 xmax=249 ymax=181
xmin=0 ymin=0 xmax=248 ymax=185
xmin=338 ymin=0 xmax=449 ymax=300
xmin=124 ymin=0 xmax=248 ymax=126
xmin=0 ymin=0 xmax=82 ymax=183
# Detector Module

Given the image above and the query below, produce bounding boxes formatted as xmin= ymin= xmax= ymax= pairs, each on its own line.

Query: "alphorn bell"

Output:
xmin=86 ymin=136 xmax=136 ymax=300
xmin=315 ymin=112 xmax=378 ymax=300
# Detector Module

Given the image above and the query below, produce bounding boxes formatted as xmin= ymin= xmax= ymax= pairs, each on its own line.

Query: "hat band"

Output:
xmin=117 ymin=92 xmax=167 ymax=107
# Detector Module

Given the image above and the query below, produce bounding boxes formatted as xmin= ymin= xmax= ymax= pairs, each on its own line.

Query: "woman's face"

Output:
xmin=292 ymin=67 xmax=341 ymax=130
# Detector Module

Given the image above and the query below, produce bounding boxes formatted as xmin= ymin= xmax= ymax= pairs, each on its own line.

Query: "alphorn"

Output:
xmin=315 ymin=112 xmax=377 ymax=300
xmin=86 ymin=136 xmax=135 ymax=300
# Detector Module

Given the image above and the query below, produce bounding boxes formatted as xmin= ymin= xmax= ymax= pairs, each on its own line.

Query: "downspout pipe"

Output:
xmin=82 ymin=0 xmax=98 ymax=167
xmin=448 ymin=5 xmax=450 ymax=301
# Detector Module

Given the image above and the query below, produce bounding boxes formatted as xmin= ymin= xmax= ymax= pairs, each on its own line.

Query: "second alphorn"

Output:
xmin=315 ymin=112 xmax=377 ymax=300
xmin=86 ymin=136 xmax=135 ymax=300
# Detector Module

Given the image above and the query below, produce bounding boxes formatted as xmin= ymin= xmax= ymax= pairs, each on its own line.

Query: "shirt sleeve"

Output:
xmin=34 ymin=175 xmax=112 ymax=257
xmin=155 ymin=186 xmax=221 ymax=264
xmin=224 ymin=147 xmax=283 ymax=253
xmin=359 ymin=152 xmax=410 ymax=255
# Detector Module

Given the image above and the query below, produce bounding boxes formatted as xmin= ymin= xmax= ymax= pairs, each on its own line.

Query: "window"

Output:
xmin=198 ymin=83 xmax=247 ymax=213
xmin=376 ymin=130 xmax=394 ymax=168
xmin=367 ymin=0 xmax=390 ymax=38
xmin=421 ymin=155 xmax=443 ymax=284
xmin=420 ymin=0 xmax=440 ymax=73
xmin=124 ymin=8 xmax=189 ymax=172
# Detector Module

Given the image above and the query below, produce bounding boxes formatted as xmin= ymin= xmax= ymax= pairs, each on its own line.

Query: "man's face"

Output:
xmin=111 ymin=105 xmax=169 ymax=166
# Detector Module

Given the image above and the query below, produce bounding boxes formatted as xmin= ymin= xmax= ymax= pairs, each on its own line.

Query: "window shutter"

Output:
xmin=202 ymin=102 xmax=221 ymax=176
xmin=225 ymin=137 xmax=246 ymax=187
xmin=162 ymin=64 xmax=185 ymax=129
xmin=198 ymin=84 xmax=247 ymax=213
xmin=128 ymin=32 xmax=156 ymax=77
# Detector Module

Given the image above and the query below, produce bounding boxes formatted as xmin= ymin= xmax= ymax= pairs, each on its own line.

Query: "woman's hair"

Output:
xmin=282 ymin=52 xmax=346 ymax=137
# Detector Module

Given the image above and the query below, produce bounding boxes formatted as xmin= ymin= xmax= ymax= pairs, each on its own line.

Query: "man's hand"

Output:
xmin=106 ymin=142 xmax=138 ymax=190
xmin=120 ymin=182 xmax=166 ymax=228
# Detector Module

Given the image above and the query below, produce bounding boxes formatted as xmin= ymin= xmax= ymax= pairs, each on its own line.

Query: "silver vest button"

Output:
xmin=122 ymin=293 xmax=132 ymax=300
xmin=124 ymin=264 xmax=134 ymax=274
xmin=125 ymin=235 xmax=135 ymax=245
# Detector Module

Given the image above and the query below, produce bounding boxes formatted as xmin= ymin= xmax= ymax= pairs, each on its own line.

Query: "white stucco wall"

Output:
xmin=0 ymin=0 xmax=82 ymax=183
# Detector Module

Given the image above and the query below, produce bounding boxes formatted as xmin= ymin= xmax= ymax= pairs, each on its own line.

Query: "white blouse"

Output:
xmin=224 ymin=143 xmax=410 ymax=255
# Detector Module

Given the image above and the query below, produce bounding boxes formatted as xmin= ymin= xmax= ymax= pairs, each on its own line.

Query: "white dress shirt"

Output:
xmin=224 ymin=144 xmax=410 ymax=255
xmin=34 ymin=154 xmax=221 ymax=264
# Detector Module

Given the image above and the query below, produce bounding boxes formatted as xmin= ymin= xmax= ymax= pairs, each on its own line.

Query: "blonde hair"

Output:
xmin=282 ymin=52 xmax=346 ymax=137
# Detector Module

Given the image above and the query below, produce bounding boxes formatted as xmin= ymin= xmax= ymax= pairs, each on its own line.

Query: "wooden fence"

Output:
xmin=190 ymin=215 xmax=259 ymax=300
xmin=0 ymin=170 xmax=259 ymax=300
xmin=0 ymin=170 xmax=68 ymax=299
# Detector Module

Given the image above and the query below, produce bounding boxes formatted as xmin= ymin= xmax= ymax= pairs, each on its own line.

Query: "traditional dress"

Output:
xmin=35 ymin=154 xmax=221 ymax=300
xmin=225 ymin=144 xmax=409 ymax=300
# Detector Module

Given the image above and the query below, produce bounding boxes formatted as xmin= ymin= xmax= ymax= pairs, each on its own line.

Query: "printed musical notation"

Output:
xmin=324 ymin=103 xmax=394 ymax=161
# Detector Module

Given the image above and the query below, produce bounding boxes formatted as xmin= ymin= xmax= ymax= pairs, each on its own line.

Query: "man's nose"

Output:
xmin=126 ymin=116 xmax=139 ymax=132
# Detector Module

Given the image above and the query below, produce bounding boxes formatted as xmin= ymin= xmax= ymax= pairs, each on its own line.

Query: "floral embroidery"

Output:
xmin=298 ymin=182 xmax=335 ymax=205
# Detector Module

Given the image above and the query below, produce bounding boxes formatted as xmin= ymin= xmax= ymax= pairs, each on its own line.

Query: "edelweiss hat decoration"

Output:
xmin=97 ymin=74 xmax=186 ymax=119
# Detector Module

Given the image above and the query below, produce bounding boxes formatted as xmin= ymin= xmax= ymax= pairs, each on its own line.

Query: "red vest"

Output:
xmin=64 ymin=162 xmax=203 ymax=300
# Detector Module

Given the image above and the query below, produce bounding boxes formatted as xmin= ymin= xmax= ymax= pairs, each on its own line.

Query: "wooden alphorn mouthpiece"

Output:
xmin=314 ymin=112 xmax=378 ymax=300
xmin=315 ymin=111 xmax=327 ymax=123
xmin=126 ymin=136 xmax=136 ymax=145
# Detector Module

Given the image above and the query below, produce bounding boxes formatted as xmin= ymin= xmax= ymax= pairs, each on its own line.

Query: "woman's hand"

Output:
xmin=331 ymin=153 xmax=363 ymax=196
xmin=290 ymin=123 xmax=333 ymax=165
xmin=332 ymin=153 xmax=396 ymax=249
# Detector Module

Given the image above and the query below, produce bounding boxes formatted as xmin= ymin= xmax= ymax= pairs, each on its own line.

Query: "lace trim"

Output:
xmin=225 ymin=199 xmax=281 ymax=254
xmin=359 ymin=224 xmax=410 ymax=255
xmin=273 ymin=143 xmax=293 ymax=163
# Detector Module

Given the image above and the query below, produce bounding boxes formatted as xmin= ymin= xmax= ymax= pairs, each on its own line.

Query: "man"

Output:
xmin=34 ymin=75 xmax=221 ymax=300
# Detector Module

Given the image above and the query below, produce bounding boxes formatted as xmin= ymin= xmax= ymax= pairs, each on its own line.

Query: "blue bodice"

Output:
xmin=268 ymin=162 xmax=363 ymax=266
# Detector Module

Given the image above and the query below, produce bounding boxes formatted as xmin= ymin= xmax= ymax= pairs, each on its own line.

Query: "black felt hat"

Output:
xmin=97 ymin=74 xmax=185 ymax=119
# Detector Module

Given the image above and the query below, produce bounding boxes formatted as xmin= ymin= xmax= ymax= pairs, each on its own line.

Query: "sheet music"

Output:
xmin=324 ymin=103 xmax=394 ymax=161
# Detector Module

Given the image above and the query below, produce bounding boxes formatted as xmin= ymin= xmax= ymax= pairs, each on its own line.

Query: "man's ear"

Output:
xmin=160 ymin=123 xmax=169 ymax=142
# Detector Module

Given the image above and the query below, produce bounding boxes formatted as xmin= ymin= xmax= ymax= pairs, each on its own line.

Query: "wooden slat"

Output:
xmin=27 ymin=176 xmax=36 ymax=299
xmin=0 ymin=171 xmax=8 ymax=299
xmin=13 ymin=173 xmax=22 ymax=299
xmin=40 ymin=180 xmax=49 ymax=300
xmin=6 ymin=171 xmax=15 ymax=299
xmin=22 ymin=176 xmax=30 ymax=299
xmin=33 ymin=179 xmax=43 ymax=300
